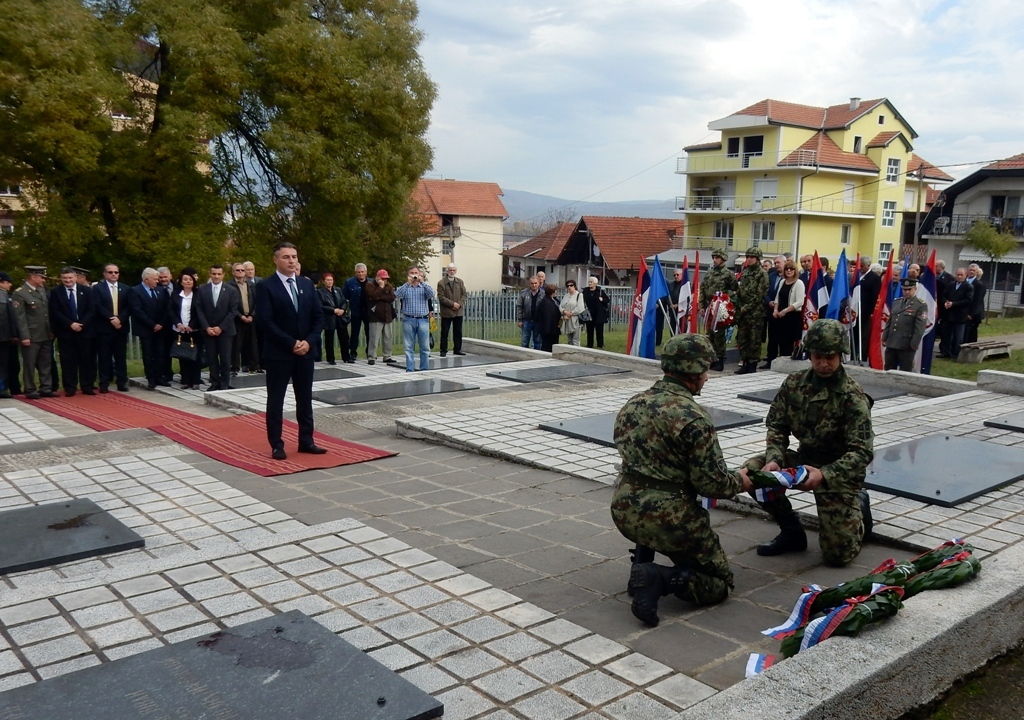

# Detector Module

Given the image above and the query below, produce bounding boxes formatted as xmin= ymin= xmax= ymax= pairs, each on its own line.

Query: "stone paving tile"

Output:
xmin=0 ymin=407 xmax=73 ymax=446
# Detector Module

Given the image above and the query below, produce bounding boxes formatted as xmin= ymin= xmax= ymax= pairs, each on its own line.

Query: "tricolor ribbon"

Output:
xmin=750 ymin=466 xmax=809 ymax=503
xmin=761 ymin=584 xmax=823 ymax=639
xmin=745 ymin=653 xmax=776 ymax=678
xmin=697 ymin=495 xmax=717 ymax=510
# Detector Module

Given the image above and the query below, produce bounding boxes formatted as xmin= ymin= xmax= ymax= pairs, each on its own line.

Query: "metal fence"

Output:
xmin=461 ymin=287 xmax=635 ymax=343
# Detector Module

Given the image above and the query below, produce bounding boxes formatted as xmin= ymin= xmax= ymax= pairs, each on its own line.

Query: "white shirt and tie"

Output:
xmin=276 ymin=271 xmax=299 ymax=310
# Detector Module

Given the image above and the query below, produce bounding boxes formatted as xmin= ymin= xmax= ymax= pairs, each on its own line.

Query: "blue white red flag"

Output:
xmin=688 ymin=251 xmax=701 ymax=333
xmin=825 ymin=250 xmax=852 ymax=325
xmin=761 ymin=584 xmax=824 ymax=639
xmin=676 ymin=258 xmax=692 ymax=333
xmin=868 ymin=260 xmax=895 ymax=369
xmin=626 ymin=258 xmax=649 ymax=356
xmin=916 ymin=250 xmax=938 ymax=374
xmin=745 ymin=653 xmax=777 ymax=678
xmin=800 ymin=251 xmax=829 ymax=339
xmin=638 ymin=256 xmax=671 ymax=358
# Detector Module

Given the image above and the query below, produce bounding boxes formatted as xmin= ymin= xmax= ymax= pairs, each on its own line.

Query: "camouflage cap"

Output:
xmin=661 ymin=334 xmax=716 ymax=375
xmin=803 ymin=318 xmax=849 ymax=354
xmin=711 ymin=248 xmax=728 ymax=261
xmin=743 ymin=247 xmax=763 ymax=260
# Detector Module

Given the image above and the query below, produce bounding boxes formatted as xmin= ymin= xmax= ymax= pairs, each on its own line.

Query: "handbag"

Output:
xmin=579 ymin=309 xmax=592 ymax=323
xmin=170 ymin=334 xmax=199 ymax=362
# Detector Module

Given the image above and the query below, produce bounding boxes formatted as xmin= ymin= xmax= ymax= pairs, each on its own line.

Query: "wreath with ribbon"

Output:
xmin=703 ymin=291 xmax=736 ymax=331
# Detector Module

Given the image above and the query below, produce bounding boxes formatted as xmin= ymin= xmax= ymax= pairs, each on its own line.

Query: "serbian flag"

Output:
xmin=916 ymin=250 xmax=938 ymax=374
xmin=640 ymin=256 xmax=671 ymax=358
xmin=626 ymin=257 xmax=649 ymax=356
xmin=689 ymin=251 xmax=701 ymax=332
xmin=800 ymin=251 xmax=830 ymax=338
xmin=676 ymin=258 xmax=692 ymax=334
xmin=868 ymin=260 xmax=895 ymax=369
xmin=849 ymin=253 xmax=862 ymax=359
xmin=824 ymin=250 xmax=852 ymax=325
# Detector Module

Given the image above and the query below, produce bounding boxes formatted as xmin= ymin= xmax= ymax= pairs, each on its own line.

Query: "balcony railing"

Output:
xmin=679 ymin=236 xmax=790 ymax=256
xmin=928 ymin=214 xmax=1024 ymax=238
xmin=678 ymin=151 xmax=796 ymax=174
xmin=675 ymin=195 xmax=874 ymax=215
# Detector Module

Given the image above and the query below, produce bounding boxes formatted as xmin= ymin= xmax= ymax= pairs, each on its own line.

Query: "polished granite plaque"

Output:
xmin=385 ymin=354 xmax=508 ymax=370
xmin=983 ymin=411 xmax=1024 ymax=433
xmin=313 ymin=379 xmax=479 ymax=405
xmin=866 ymin=435 xmax=1024 ymax=507
xmin=0 ymin=610 xmax=443 ymax=720
xmin=539 ymin=408 xmax=761 ymax=447
xmin=486 ymin=364 xmax=628 ymax=383
xmin=737 ymin=383 xmax=906 ymax=405
xmin=0 ymin=498 xmax=145 ymax=574
xmin=226 ymin=367 xmax=361 ymax=389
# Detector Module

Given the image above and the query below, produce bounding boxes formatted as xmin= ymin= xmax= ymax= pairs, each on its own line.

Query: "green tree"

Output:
xmin=964 ymin=220 xmax=1017 ymax=318
xmin=0 ymin=0 xmax=435 ymax=278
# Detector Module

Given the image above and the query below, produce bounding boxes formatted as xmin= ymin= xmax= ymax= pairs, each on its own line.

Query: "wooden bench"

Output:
xmin=957 ymin=340 xmax=1012 ymax=363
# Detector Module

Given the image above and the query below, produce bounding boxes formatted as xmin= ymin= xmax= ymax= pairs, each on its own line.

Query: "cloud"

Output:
xmin=417 ymin=0 xmax=1022 ymax=199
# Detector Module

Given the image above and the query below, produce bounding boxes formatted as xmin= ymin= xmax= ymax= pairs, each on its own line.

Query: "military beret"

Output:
xmin=900 ymin=277 xmax=917 ymax=289
xmin=24 ymin=265 xmax=46 ymax=276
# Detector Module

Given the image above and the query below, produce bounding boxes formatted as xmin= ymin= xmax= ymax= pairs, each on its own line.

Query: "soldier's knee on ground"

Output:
xmin=673 ymin=572 xmax=730 ymax=606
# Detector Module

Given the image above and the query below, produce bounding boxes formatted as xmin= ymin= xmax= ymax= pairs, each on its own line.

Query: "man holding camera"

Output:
xmin=394 ymin=267 xmax=437 ymax=372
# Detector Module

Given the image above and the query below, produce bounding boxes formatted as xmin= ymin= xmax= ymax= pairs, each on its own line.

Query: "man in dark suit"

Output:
xmin=943 ymin=267 xmax=974 ymax=359
xmin=934 ymin=259 xmax=955 ymax=357
xmin=965 ymin=264 xmax=987 ymax=344
xmin=92 ymin=263 xmax=131 ymax=392
xmin=857 ymin=257 xmax=882 ymax=362
xmin=255 ymin=242 xmax=325 ymax=460
xmin=128 ymin=267 xmax=170 ymax=390
xmin=156 ymin=266 xmax=176 ymax=384
xmin=195 ymin=264 xmax=240 ymax=391
xmin=230 ymin=262 xmax=259 ymax=373
xmin=49 ymin=266 xmax=96 ymax=396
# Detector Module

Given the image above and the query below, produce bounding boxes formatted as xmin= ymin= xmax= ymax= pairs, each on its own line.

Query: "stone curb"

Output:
xmin=678 ymin=542 xmax=1024 ymax=720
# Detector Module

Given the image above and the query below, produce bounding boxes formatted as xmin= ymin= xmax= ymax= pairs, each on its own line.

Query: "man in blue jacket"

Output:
xmin=342 ymin=263 xmax=369 ymax=362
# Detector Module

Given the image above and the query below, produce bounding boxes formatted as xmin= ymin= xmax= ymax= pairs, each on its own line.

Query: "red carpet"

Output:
xmin=150 ymin=413 xmax=395 ymax=476
xmin=19 ymin=392 xmax=206 ymax=431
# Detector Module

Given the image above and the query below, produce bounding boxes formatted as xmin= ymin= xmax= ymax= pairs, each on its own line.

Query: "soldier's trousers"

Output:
xmin=21 ymin=341 xmax=53 ymax=394
xmin=744 ymin=453 xmax=864 ymax=567
xmin=734 ymin=316 xmax=764 ymax=363
xmin=706 ymin=327 xmax=728 ymax=360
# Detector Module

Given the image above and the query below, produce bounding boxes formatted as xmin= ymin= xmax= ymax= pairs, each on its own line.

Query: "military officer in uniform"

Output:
xmin=883 ymin=277 xmax=928 ymax=371
xmin=698 ymin=249 xmax=738 ymax=371
xmin=744 ymin=319 xmax=874 ymax=567
xmin=611 ymin=334 xmax=753 ymax=627
xmin=10 ymin=266 xmax=54 ymax=398
xmin=734 ymin=247 xmax=769 ymax=374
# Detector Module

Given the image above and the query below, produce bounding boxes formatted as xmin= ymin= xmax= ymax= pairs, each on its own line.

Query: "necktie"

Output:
xmin=213 ymin=283 xmax=220 ymax=305
xmin=150 ymin=288 xmax=157 ymax=300
xmin=239 ymin=282 xmax=250 ymax=314
xmin=111 ymin=285 xmax=118 ymax=316
xmin=287 ymin=277 xmax=298 ymax=310
xmin=68 ymin=289 xmax=77 ymax=321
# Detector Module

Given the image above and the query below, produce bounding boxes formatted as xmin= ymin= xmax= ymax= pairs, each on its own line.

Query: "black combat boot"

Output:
xmin=757 ymin=513 xmax=807 ymax=556
xmin=630 ymin=564 xmax=692 ymax=627
xmin=710 ymin=358 xmax=724 ymax=372
xmin=860 ymin=489 xmax=873 ymax=540
xmin=734 ymin=361 xmax=757 ymax=375
xmin=626 ymin=545 xmax=656 ymax=596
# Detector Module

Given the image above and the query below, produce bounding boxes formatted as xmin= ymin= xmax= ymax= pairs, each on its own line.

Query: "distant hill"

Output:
xmin=500 ymin=189 xmax=677 ymax=225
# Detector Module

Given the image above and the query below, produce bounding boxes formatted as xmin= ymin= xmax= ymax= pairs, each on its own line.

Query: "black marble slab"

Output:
xmin=226 ymin=367 xmax=361 ymax=389
xmin=866 ymin=435 xmax=1024 ymax=507
xmin=385 ymin=354 xmax=509 ymax=370
xmin=0 ymin=610 xmax=443 ymax=720
xmin=0 ymin=498 xmax=145 ymax=574
xmin=737 ymin=383 xmax=906 ymax=405
xmin=539 ymin=408 xmax=761 ymax=448
xmin=486 ymin=364 xmax=628 ymax=383
xmin=983 ymin=410 xmax=1024 ymax=433
xmin=313 ymin=379 xmax=479 ymax=405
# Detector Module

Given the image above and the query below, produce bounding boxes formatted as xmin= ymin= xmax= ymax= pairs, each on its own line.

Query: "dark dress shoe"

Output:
xmin=26 ymin=392 xmax=40 ymax=399
xmin=65 ymin=391 xmax=76 ymax=397
xmin=271 ymin=447 xmax=287 ymax=460
xmin=344 ymin=359 xmax=356 ymax=364
xmin=99 ymin=387 xmax=109 ymax=394
xmin=40 ymin=391 xmax=55 ymax=398
xmin=454 ymin=351 xmax=466 ymax=356
xmin=327 ymin=361 xmax=337 ymax=365
xmin=81 ymin=388 xmax=96 ymax=396
xmin=146 ymin=384 xmax=157 ymax=391
xmin=224 ymin=385 xmax=236 ymax=390
xmin=440 ymin=352 xmax=447 ymax=357
xmin=117 ymin=385 xmax=129 ymax=392
xmin=298 ymin=445 xmax=328 ymax=455
xmin=207 ymin=384 xmax=221 ymax=391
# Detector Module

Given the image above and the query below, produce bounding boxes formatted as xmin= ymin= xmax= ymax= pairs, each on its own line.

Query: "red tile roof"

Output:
xmin=730 ymin=98 xmax=887 ymax=130
xmin=908 ymin=154 xmax=954 ymax=181
xmin=866 ymin=131 xmax=901 ymax=148
xmin=778 ymin=132 xmax=878 ymax=172
xmin=580 ymin=216 xmax=682 ymax=271
xmin=683 ymin=141 xmax=722 ymax=152
xmin=412 ymin=179 xmax=508 ymax=220
xmin=502 ymin=222 xmax=575 ymax=261
xmin=983 ymin=153 xmax=1024 ymax=170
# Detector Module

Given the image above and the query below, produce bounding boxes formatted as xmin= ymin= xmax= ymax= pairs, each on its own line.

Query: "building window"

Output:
xmin=0 ymin=185 xmax=20 ymax=196
xmin=713 ymin=219 xmax=734 ymax=246
xmin=441 ymin=238 xmax=455 ymax=255
xmin=843 ymin=183 xmax=855 ymax=207
xmin=879 ymin=242 xmax=893 ymax=262
xmin=878 ymin=114 xmax=885 ymax=125
xmin=881 ymin=201 xmax=897 ymax=227
xmin=751 ymin=220 xmax=775 ymax=244
xmin=742 ymin=135 xmax=764 ymax=167
xmin=0 ymin=223 xmax=14 ymax=235
xmin=726 ymin=138 xmax=740 ymax=158
xmin=886 ymin=158 xmax=901 ymax=183
xmin=853 ymin=136 xmax=862 ymax=154
xmin=840 ymin=224 xmax=851 ymax=245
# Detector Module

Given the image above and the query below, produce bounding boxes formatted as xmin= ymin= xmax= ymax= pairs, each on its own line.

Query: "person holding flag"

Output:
xmin=733 ymin=247 xmax=769 ymax=375
xmin=698 ymin=249 xmax=736 ymax=371
xmin=882 ymin=277 xmax=928 ymax=371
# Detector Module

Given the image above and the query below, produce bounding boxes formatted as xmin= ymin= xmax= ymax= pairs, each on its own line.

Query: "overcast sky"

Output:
xmin=416 ymin=0 xmax=1022 ymax=202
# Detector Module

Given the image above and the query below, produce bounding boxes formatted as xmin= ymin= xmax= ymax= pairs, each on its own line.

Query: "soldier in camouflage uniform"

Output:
xmin=734 ymin=247 xmax=769 ymax=374
xmin=698 ymin=248 xmax=738 ymax=372
xmin=743 ymin=319 xmax=874 ymax=567
xmin=611 ymin=334 xmax=752 ymax=626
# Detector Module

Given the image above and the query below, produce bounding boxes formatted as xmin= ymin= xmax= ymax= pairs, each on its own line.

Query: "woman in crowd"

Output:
xmin=317 ymin=273 xmax=350 ymax=364
xmin=365 ymin=268 xmax=396 ymax=365
xmin=170 ymin=268 xmax=203 ymax=389
xmin=537 ymin=283 xmax=562 ymax=352
xmin=559 ymin=279 xmax=586 ymax=346
xmin=581 ymin=276 xmax=610 ymax=349
xmin=763 ymin=259 xmax=805 ymax=368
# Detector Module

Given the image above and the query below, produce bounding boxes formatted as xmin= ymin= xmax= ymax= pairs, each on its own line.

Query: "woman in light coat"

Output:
xmin=559 ymin=280 xmax=585 ymax=346
xmin=763 ymin=260 xmax=805 ymax=367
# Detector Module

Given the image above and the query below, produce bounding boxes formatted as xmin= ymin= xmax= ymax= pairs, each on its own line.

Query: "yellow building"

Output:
xmin=676 ymin=97 xmax=949 ymax=265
